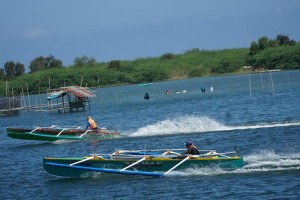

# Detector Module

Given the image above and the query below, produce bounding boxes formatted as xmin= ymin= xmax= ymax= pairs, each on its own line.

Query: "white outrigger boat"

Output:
xmin=43 ymin=148 xmax=244 ymax=177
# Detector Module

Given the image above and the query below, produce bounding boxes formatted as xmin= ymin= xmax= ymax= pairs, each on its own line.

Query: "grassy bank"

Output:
xmin=1 ymin=43 xmax=300 ymax=96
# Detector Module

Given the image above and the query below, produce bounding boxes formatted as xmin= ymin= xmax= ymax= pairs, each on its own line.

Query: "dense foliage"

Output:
xmin=248 ymin=43 xmax=300 ymax=70
xmin=1 ymin=35 xmax=299 ymax=96
xmin=1 ymin=61 xmax=25 ymax=80
xmin=29 ymin=55 xmax=63 ymax=73
xmin=73 ymin=56 xmax=96 ymax=67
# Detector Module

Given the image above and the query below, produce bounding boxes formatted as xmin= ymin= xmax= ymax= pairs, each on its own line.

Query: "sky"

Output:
xmin=1 ymin=0 xmax=300 ymax=70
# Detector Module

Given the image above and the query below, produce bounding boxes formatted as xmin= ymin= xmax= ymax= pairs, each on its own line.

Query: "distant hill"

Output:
xmin=1 ymin=43 xmax=299 ymax=96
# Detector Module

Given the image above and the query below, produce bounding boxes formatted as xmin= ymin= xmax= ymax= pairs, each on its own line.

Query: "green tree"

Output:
xmin=14 ymin=62 xmax=25 ymax=76
xmin=0 ymin=68 xmax=4 ymax=80
xmin=29 ymin=55 xmax=63 ymax=73
xmin=73 ymin=56 xmax=96 ymax=67
xmin=249 ymin=43 xmax=300 ymax=70
xmin=276 ymin=34 xmax=296 ymax=46
xmin=108 ymin=60 xmax=121 ymax=69
xmin=29 ymin=56 xmax=46 ymax=72
xmin=4 ymin=61 xmax=15 ymax=79
xmin=276 ymin=34 xmax=290 ymax=45
xmin=45 ymin=55 xmax=63 ymax=68
xmin=249 ymin=35 xmax=297 ymax=56
xmin=1 ymin=61 xmax=25 ymax=79
xmin=258 ymin=36 xmax=269 ymax=51
xmin=268 ymin=39 xmax=278 ymax=48
xmin=249 ymin=41 xmax=259 ymax=55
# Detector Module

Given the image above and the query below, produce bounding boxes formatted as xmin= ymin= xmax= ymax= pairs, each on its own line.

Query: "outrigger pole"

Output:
xmin=120 ymin=157 xmax=147 ymax=171
xmin=69 ymin=156 xmax=95 ymax=166
xmin=164 ymin=156 xmax=190 ymax=175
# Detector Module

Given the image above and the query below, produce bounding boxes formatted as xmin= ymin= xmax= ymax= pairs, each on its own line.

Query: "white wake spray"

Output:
xmin=243 ymin=150 xmax=300 ymax=170
xmin=167 ymin=150 xmax=300 ymax=177
xmin=129 ymin=115 xmax=229 ymax=137
xmin=129 ymin=115 xmax=300 ymax=137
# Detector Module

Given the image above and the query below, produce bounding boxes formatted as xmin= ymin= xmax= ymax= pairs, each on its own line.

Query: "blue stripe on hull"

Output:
xmin=46 ymin=162 xmax=164 ymax=177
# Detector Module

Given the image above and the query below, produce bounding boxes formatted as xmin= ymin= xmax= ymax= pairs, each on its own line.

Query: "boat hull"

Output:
xmin=7 ymin=127 xmax=120 ymax=141
xmin=7 ymin=128 xmax=61 ymax=141
xmin=43 ymin=156 xmax=244 ymax=177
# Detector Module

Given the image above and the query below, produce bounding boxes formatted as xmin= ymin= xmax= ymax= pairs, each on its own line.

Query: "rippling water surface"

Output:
xmin=1 ymin=70 xmax=300 ymax=199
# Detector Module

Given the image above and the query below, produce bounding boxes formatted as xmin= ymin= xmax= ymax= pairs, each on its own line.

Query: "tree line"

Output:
xmin=249 ymin=35 xmax=296 ymax=55
xmin=248 ymin=35 xmax=299 ymax=70
xmin=0 ymin=34 xmax=299 ymax=95
xmin=0 ymin=55 xmax=98 ymax=80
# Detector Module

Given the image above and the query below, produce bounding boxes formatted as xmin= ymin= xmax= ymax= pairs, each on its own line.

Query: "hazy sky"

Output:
xmin=1 ymin=0 xmax=300 ymax=69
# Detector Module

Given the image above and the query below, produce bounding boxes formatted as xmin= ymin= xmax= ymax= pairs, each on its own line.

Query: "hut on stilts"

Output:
xmin=47 ymin=86 xmax=96 ymax=113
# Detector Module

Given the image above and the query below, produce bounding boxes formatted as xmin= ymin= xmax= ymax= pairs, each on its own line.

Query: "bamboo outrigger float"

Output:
xmin=7 ymin=126 xmax=121 ymax=141
xmin=43 ymin=148 xmax=244 ymax=177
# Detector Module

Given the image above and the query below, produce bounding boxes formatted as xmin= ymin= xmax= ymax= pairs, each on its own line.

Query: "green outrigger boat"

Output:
xmin=43 ymin=149 xmax=244 ymax=177
xmin=7 ymin=126 xmax=121 ymax=141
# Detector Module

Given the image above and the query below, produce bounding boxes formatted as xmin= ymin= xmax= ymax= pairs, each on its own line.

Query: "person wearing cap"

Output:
xmin=184 ymin=141 xmax=199 ymax=155
xmin=85 ymin=116 xmax=98 ymax=131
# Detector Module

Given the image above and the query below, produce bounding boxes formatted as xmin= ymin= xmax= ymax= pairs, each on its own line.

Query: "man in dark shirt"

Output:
xmin=184 ymin=141 xmax=199 ymax=155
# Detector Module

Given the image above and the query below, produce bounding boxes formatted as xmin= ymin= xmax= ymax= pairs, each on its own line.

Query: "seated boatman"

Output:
xmin=184 ymin=141 xmax=199 ymax=155
xmin=85 ymin=116 xmax=98 ymax=131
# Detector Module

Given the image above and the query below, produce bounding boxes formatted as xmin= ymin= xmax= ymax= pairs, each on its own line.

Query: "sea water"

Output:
xmin=0 ymin=70 xmax=299 ymax=199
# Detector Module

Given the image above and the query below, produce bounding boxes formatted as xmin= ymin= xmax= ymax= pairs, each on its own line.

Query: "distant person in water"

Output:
xmin=166 ymin=89 xmax=171 ymax=95
xmin=144 ymin=92 xmax=150 ymax=100
xmin=183 ymin=141 xmax=199 ymax=155
xmin=85 ymin=116 xmax=98 ymax=131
